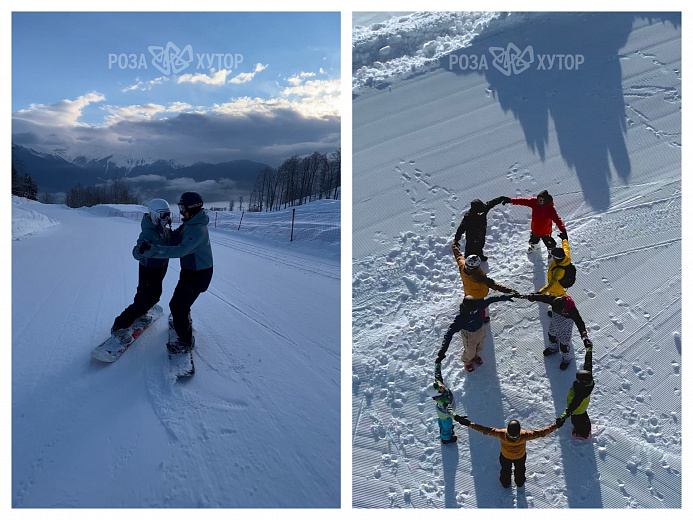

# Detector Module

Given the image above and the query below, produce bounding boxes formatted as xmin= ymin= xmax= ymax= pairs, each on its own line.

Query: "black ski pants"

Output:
xmin=499 ymin=453 xmax=527 ymax=488
xmin=464 ymin=236 xmax=486 ymax=259
xmin=169 ymin=267 xmax=213 ymax=345
xmin=113 ymin=264 xmax=167 ymax=331
xmin=529 ymin=233 xmax=556 ymax=250
xmin=571 ymin=412 xmax=592 ymax=437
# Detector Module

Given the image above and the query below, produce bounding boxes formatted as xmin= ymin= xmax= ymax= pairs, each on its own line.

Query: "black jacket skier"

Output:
xmin=557 ymin=345 xmax=595 ymax=438
xmin=454 ymin=197 xmax=506 ymax=260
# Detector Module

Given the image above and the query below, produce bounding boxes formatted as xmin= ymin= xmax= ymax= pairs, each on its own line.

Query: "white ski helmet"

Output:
xmin=465 ymin=254 xmax=482 ymax=269
xmin=426 ymin=382 xmax=442 ymax=398
xmin=148 ymin=198 xmax=171 ymax=225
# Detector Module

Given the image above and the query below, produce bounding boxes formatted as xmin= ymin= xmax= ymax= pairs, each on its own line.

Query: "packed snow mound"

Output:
xmin=12 ymin=203 xmax=59 ymax=240
xmin=353 ymin=12 xmax=501 ymax=90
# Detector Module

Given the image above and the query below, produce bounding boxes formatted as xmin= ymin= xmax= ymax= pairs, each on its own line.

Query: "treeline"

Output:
xmin=12 ymin=163 xmax=39 ymax=200
xmin=65 ymin=180 xmax=140 ymax=208
xmin=247 ymin=149 xmax=340 ymax=212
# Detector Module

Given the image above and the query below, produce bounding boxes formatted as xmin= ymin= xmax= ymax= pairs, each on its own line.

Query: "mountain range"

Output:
xmin=11 ymin=144 xmax=269 ymax=200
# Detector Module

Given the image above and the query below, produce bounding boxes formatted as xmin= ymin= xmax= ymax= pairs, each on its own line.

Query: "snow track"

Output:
xmin=12 ymin=202 xmax=340 ymax=507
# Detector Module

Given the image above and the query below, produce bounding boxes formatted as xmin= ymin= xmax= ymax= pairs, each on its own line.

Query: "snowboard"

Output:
xmin=91 ymin=305 xmax=164 ymax=362
xmin=167 ymin=314 xmax=195 ymax=379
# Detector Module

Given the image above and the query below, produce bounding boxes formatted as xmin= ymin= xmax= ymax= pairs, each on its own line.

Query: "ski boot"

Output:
xmin=472 ymin=356 xmax=484 ymax=367
xmin=441 ymin=434 xmax=458 ymax=444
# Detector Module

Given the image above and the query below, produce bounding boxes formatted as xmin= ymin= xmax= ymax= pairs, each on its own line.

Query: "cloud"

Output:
xmin=12 ymin=91 xmax=105 ymax=126
xmin=228 ymin=63 xmax=268 ymax=84
xmin=122 ymin=76 xmax=169 ymax=92
xmin=177 ymin=69 xmax=234 ymax=85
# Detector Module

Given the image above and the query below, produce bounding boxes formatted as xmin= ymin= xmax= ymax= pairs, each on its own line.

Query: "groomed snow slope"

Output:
xmin=12 ymin=200 xmax=340 ymax=507
xmin=352 ymin=12 xmax=680 ymax=508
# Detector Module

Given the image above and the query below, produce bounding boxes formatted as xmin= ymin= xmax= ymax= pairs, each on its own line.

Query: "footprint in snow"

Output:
xmin=584 ymin=290 xmax=596 ymax=299
xmin=602 ymin=277 xmax=613 ymax=290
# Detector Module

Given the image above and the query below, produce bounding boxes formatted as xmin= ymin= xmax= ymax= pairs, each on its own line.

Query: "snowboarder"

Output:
xmin=111 ymin=199 xmax=172 ymax=342
xmin=141 ymin=192 xmax=213 ymax=353
xmin=436 ymin=293 xmax=514 ymax=372
xmin=557 ymin=340 xmax=594 ymax=438
xmin=426 ymin=363 xmax=458 ymax=444
xmin=537 ymin=230 xmax=573 ymax=297
xmin=454 ymin=196 xmax=506 ymax=261
xmin=522 ymin=293 xmax=591 ymax=370
xmin=503 ymin=190 xmax=566 ymax=256
xmin=452 ymin=246 xmax=516 ymax=322
xmin=454 ymin=415 xmax=563 ymax=488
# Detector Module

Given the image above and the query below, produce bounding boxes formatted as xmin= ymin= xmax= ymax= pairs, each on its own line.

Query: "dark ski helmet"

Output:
xmin=470 ymin=199 xmax=485 ymax=213
xmin=178 ymin=192 xmax=204 ymax=219
xmin=576 ymin=370 xmax=593 ymax=383
xmin=461 ymin=295 xmax=477 ymax=312
xmin=537 ymin=190 xmax=553 ymax=205
xmin=551 ymin=297 xmax=568 ymax=314
xmin=507 ymin=420 xmax=521 ymax=438
xmin=550 ymin=247 xmax=566 ymax=261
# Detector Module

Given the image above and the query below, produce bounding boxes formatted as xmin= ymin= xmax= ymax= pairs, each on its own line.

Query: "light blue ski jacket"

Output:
xmin=143 ymin=210 xmax=213 ymax=271
xmin=132 ymin=213 xmax=171 ymax=269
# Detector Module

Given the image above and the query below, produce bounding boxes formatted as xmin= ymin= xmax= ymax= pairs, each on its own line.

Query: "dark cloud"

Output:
xmin=12 ymin=108 xmax=341 ymax=167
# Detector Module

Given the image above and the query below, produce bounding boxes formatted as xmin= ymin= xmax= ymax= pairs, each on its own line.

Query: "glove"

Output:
xmin=583 ymin=337 xmax=593 ymax=349
xmin=501 ymin=196 xmax=511 ymax=205
xmin=454 ymin=415 xmax=471 ymax=426
xmin=138 ymin=240 xmax=152 ymax=255
xmin=558 ymin=230 xmax=568 ymax=241
xmin=556 ymin=417 xmax=566 ymax=427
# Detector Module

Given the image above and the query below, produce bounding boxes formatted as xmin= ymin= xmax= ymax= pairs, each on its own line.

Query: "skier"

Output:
xmin=557 ymin=340 xmax=594 ymax=438
xmin=452 ymin=245 xmax=516 ymax=322
xmin=453 ymin=196 xmax=506 ymax=261
xmin=454 ymin=415 xmax=563 ymax=488
xmin=111 ymin=199 xmax=172 ymax=342
xmin=426 ymin=363 xmax=458 ymax=444
xmin=537 ymin=230 xmax=572 ymax=297
xmin=503 ymin=190 xmax=566 ymax=256
xmin=436 ymin=293 xmax=514 ymax=372
xmin=141 ymin=192 xmax=213 ymax=353
xmin=522 ymin=293 xmax=591 ymax=370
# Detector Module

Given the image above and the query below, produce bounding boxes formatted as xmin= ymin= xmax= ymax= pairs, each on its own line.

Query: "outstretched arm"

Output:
xmin=550 ymin=207 xmax=567 ymax=232
xmin=454 ymin=218 xmax=466 ymax=244
xmin=436 ymin=316 xmax=464 ymax=364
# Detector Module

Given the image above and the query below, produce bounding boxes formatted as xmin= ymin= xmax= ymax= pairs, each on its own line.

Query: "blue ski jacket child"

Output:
xmin=132 ymin=213 xmax=171 ymax=269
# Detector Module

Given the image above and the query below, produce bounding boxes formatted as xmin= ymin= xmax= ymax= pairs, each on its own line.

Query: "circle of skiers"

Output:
xmin=427 ymin=190 xmax=595 ymax=489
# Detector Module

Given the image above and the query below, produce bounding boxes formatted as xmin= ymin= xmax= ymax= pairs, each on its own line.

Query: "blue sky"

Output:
xmin=12 ymin=12 xmax=341 ymax=166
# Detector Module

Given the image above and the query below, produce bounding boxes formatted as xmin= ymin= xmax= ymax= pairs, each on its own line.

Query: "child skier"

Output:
xmin=523 ymin=294 xmax=591 ymax=370
xmin=504 ymin=190 xmax=566 ymax=256
xmin=452 ymin=244 xmax=516 ymax=322
xmin=454 ymin=415 xmax=563 ymax=488
xmin=537 ymin=230 xmax=572 ymax=297
xmin=557 ymin=341 xmax=595 ymax=438
xmin=454 ymin=196 xmax=506 ymax=261
xmin=141 ymin=192 xmax=213 ymax=353
xmin=436 ymin=294 xmax=514 ymax=372
xmin=426 ymin=363 xmax=458 ymax=444
xmin=111 ymin=199 xmax=172 ymax=341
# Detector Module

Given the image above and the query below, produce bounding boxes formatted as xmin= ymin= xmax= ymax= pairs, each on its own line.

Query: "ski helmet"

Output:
xmin=550 ymin=247 xmax=566 ymax=261
xmin=462 ymin=295 xmax=477 ymax=312
xmin=537 ymin=190 xmax=553 ymax=205
xmin=576 ymin=370 xmax=593 ymax=383
xmin=178 ymin=192 xmax=204 ymax=219
xmin=507 ymin=420 xmax=521 ymax=438
xmin=470 ymin=199 xmax=485 ymax=213
xmin=426 ymin=382 xmax=442 ymax=398
xmin=148 ymin=198 xmax=171 ymax=225
xmin=465 ymin=255 xmax=482 ymax=269
xmin=551 ymin=297 xmax=568 ymax=314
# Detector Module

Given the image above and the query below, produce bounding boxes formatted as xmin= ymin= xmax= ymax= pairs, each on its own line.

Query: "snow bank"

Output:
xmin=353 ymin=12 xmax=501 ymax=90
xmin=12 ymin=200 xmax=59 ymax=240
